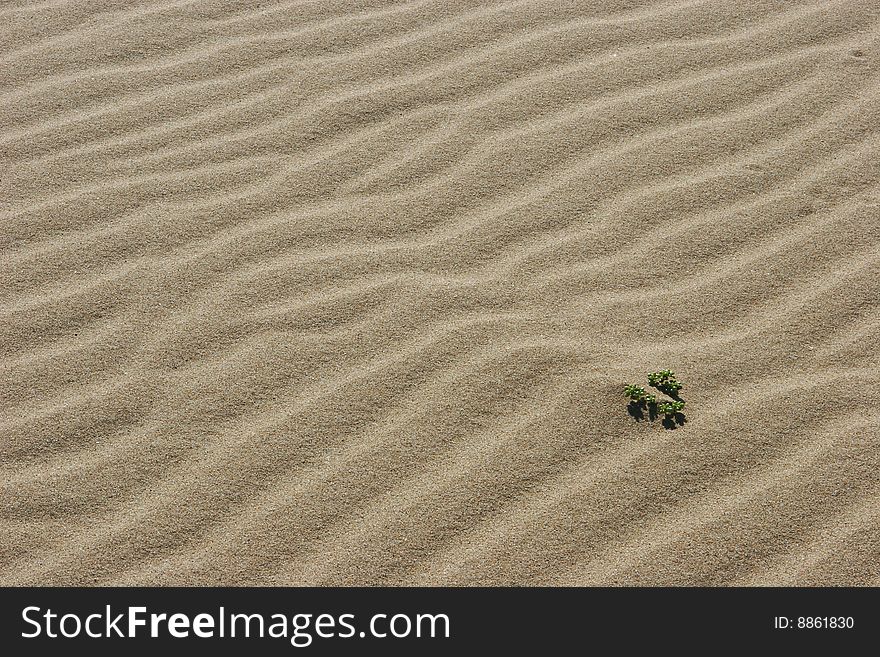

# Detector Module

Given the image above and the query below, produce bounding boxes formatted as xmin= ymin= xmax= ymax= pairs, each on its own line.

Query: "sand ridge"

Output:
xmin=1 ymin=0 xmax=879 ymax=585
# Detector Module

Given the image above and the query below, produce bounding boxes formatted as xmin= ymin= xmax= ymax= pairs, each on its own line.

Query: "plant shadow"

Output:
xmin=627 ymin=401 xmax=645 ymax=421
xmin=661 ymin=412 xmax=687 ymax=430
xmin=629 ymin=401 xmax=682 ymax=426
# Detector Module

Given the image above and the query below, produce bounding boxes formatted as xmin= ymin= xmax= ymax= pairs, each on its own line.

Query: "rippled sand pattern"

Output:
xmin=1 ymin=0 xmax=879 ymax=585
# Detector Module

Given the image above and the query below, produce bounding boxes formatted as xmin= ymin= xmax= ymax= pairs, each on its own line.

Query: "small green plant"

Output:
xmin=623 ymin=384 xmax=656 ymax=405
xmin=625 ymin=369 xmax=686 ymax=427
xmin=624 ymin=384 xmax=645 ymax=400
xmin=647 ymin=369 xmax=682 ymax=396
xmin=656 ymin=400 xmax=685 ymax=417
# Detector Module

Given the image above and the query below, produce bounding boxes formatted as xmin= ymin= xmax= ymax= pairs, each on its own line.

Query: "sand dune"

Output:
xmin=1 ymin=0 xmax=879 ymax=586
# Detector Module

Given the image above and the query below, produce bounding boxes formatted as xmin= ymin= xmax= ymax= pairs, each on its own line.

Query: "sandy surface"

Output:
xmin=1 ymin=0 xmax=879 ymax=586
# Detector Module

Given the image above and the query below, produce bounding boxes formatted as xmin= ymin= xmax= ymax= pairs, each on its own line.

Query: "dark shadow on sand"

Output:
xmin=627 ymin=400 xmax=686 ymax=429
xmin=627 ymin=401 xmax=645 ymax=421
xmin=661 ymin=412 xmax=687 ymax=430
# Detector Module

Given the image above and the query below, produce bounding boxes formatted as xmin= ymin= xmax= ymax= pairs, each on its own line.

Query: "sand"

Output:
xmin=1 ymin=0 xmax=878 ymax=587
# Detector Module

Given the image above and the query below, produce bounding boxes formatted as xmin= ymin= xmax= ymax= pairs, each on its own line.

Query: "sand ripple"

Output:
xmin=1 ymin=0 xmax=878 ymax=585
